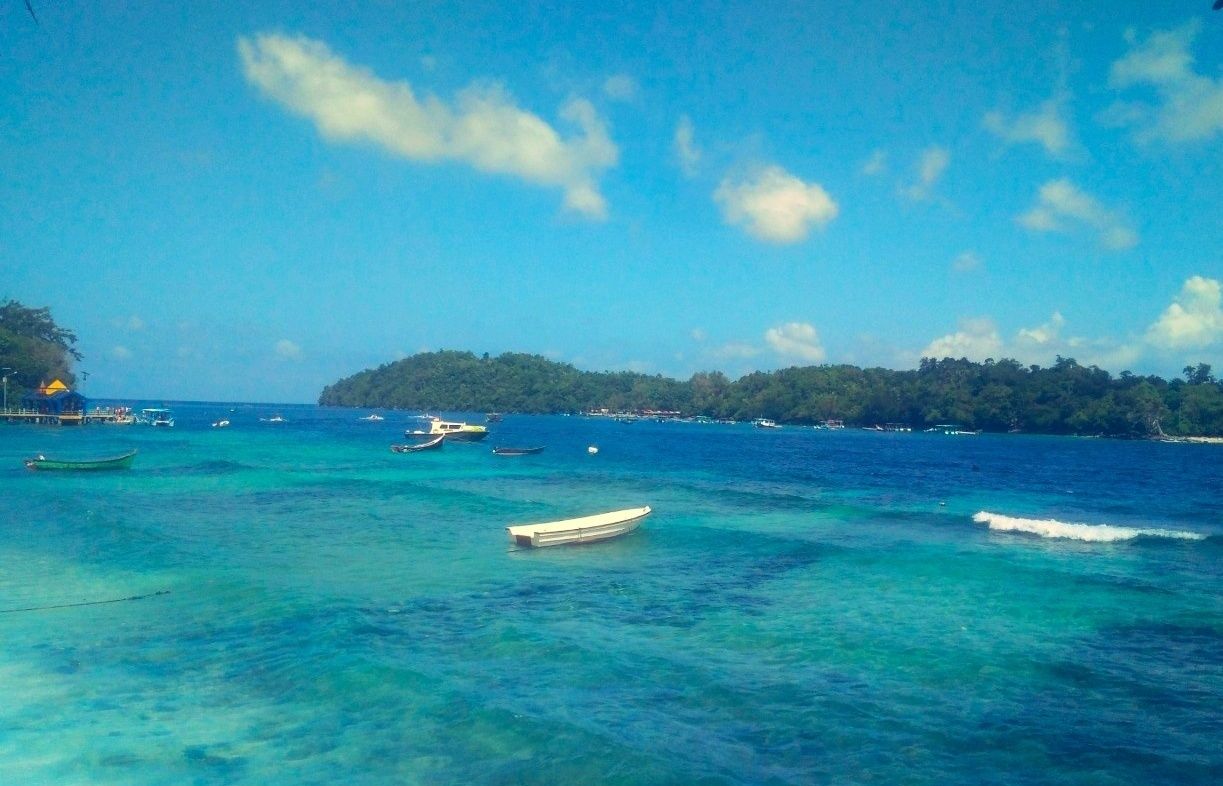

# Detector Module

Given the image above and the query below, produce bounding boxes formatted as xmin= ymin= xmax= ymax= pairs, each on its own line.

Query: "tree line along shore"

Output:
xmin=4 ymin=299 xmax=1219 ymax=439
xmin=319 ymin=350 xmax=1223 ymax=438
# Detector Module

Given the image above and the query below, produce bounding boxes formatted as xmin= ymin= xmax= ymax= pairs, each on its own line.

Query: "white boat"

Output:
xmin=753 ymin=418 xmax=779 ymax=429
xmin=506 ymin=506 xmax=651 ymax=548
xmin=261 ymin=415 xmax=287 ymax=423
xmin=139 ymin=408 xmax=174 ymax=427
xmin=211 ymin=419 xmax=230 ymax=428
xmin=360 ymin=413 xmax=385 ymax=421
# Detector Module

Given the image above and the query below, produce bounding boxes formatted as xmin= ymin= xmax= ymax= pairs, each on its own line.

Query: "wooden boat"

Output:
xmin=492 ymin=446 xmax=545 ymax=456
xmin=24 ymin=449 xmax=137 ymax=471
xmin=389 ymin=434 xmax=445 ymax=453
xmin=506 ymin=506 xmax=651 ymax=548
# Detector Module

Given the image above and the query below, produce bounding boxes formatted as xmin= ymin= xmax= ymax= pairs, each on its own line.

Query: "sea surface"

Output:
xmin=2 ymin=403 xmax=1220 ymax=785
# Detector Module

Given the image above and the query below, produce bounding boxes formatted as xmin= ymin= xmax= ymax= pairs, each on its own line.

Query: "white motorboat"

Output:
xmin=506 ymin=506 xmax=651 ymax=548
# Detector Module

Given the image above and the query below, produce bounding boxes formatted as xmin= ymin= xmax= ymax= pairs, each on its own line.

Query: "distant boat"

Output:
xmin=506 ymin=506 xmax=651 ymax=548
xmin=925 ymin=424 xmax=981 ymax=435
xmin=211 ymin=419 xmax=230 ymax=428
xmin=139 ymin=408 xmax=174 ymax=427
xmin=492 ymin=446 xmax=545 ymax=456
xmin=360 ymin=413 xmax=385 ymax=421
xmin=413 ymin=417 xmax=488 ymax=442
xmin=25 ymin=449 xmax=137 ymax=471
xmin=261 ymin=415 xmax=287 ymax=423
xmin=486 ymin=412 xmax=503 ymax=423
xmin=753 ymin=418 xmax=779 ymax=429
xmin=389 ymin=434 xmax=445 ymax=453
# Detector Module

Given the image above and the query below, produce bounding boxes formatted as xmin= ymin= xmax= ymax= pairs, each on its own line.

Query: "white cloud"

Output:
xmin=1146 ymin=276 xmax=1223 ymax=350
xmin=109 ymin=345 xmax=133 ymax=361
xmin=983 ymin=97 xmax=1074 ymax=157
xmin=952 ymin=251 xmax=982 ymax=272
xmin=275 ymin=339 xmax=303 ymax=360
xmin=900 ymin=146 xmax=949 ymax=201
xmin=239 ymin=33 xmax=618 ymax=218
xmin=1017 ymin=178 xmax=1138 ymax=250
xmin=690 ymin=328 xmax=707 ymax=342
xmin=603 ymin=74 xmax=637 ymax=102
xmin=861 ymin=149 xmax=887 ymax=176
xmin=765 ymin=322 xmax=826 ymax=363
xmin=920 ymin=318 xmax=1003 ymax=361
xmin=714 ymin=165 xmax=838 ymax=243
xmin=1015 ymin=312 xmax=1066 ymax=347
xmin=920 ymin=312 xmax=1142 ymax=372
xmin=674 ymin=115 xmax=701 ymax=177
xmin=1105 ymin=22 xmax=1223 ymax=143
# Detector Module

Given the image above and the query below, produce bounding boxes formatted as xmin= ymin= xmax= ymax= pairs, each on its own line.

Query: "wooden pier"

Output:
xmin=1 ymin=407 xmax=132 ymax=426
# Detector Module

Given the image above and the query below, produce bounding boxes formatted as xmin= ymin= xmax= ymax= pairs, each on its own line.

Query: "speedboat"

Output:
xmin=414 ymin=417 xmax=488 ymax=442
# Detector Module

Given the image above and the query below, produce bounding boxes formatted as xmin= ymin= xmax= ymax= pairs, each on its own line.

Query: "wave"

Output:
xmin=972 ymin=511 xmax=1206 ymax=543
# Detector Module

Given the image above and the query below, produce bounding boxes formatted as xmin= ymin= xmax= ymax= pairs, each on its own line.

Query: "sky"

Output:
xmin=2 ymin=1 xmax=1222 ymax=403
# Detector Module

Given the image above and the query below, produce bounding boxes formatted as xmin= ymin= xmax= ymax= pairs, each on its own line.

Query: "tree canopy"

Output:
xmin=319 ymin=351 xmax=1223 ymax=437
xmin=0 ymin=300 xmax=80 ymax=401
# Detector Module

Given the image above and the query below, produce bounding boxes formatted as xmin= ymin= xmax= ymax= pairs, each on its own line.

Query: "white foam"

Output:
xmin=971 ymin=511 xmax=1205 ymax=543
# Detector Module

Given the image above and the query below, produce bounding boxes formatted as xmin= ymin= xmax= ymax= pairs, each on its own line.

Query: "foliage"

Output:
xmin=320 ymin=350 xmax=1223 ymax=437
xmin=0 ymin=300 xmax=80 ymax=401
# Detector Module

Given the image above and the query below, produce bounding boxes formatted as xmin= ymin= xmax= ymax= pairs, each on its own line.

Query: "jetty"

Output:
xmin=1 ymin=378 xmax=132 ymax=425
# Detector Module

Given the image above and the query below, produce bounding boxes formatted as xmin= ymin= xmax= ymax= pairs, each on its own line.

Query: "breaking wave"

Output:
xmin=972 ymin=512 xmax=1206 ymax=543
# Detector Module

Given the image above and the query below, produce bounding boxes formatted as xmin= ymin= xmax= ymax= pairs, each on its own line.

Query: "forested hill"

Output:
xmin=318 ymin=351 xmax=1223 ymax=437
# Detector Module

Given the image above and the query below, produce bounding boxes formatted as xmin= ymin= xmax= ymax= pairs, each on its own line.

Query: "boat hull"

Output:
xmin=506 ymin=506 xmax=651 ymax=548
xmin=390 ymin=435 xmax=445 ymax=453
xmin=24 ymin=450 xmax=137 ymax=471
xmin=492 ymin=446 xmax=545 ymax=455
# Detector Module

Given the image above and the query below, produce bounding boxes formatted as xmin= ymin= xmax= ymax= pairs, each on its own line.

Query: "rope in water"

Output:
xmin=0 ymin=589 xmax=170 ymax=614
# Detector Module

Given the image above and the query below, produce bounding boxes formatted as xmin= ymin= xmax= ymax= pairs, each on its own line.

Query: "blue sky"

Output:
xmin=3 ymin=1 xmax=1222 ymax=403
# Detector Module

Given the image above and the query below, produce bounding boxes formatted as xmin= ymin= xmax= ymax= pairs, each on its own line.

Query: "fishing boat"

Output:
xmin=410 ymin=417 xmax=488 ymax=442
xmin=492 ymin=446 xmax=545 ymax=456
xmin=389 ymin=434 xmax=445 ymax=453
xmin=24 ymin=449 xmax=137 ymax=471
xmin=506 ymin=506 xmax=651 ymax=548
xmin=753 ymin=418 xmax=779 ymax=429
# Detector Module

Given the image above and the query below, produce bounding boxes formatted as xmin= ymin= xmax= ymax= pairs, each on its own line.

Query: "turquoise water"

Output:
xmin=2 ymin=403 xmax=1220 ymax=785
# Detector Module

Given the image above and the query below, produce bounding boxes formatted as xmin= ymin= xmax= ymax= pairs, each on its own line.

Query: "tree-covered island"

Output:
xmin=319 ymin=351 xmax=1223 ymax=437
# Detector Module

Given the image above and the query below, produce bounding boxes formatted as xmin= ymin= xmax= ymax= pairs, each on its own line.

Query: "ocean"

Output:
xmin=2 ymin=403 xmax=1220 ymax=785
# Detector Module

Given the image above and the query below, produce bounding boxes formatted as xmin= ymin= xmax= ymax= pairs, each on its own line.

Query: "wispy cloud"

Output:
xmin=708 ymin=341 xmax=761 ymax=360
xmin=714 ymin=165 xmax=838 ymax=243
xmin=984 ymin=96 xmax=1075 ymax=158
xmin=861 ymin=149 xmax=887 ymax=176
xmin=899 ymin=146 xmax=949 ymax=201
xmin=952 ymin=251 xmax=982 ymax=273
xmin=1145 ymin=275 xmax=1223 ymax=350
xmin=1103 ymin=22 xmax=1223 ymax=144
xmin=674 ymin=115 xmax=701 ymax=177
xmin=765 ymin=322 xmax=826 ymax=363
xmin=275 ymin=339 xmax=302 ymax=360
xmin=602 ymin=74 xmax=637 ymax=102
xmin=238 ymin=33 xmax=618 ymax=218
xmin=1017 ymin=178 xmax=1137 ymax=250
xmin=109 ymin=345 xmax=133 ymax=361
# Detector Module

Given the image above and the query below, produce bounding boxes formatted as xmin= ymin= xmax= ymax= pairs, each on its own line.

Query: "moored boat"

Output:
xmin=492 ymin=446 xmax=545 ymax=456
xmin=24 ymin=449 xmax=137 ymax=471
xmin=506 ymin=506 xmax=651 ymax=548
xmin=412 ymin=417 xmax=488 ymax=442
xmin=139 ymin=408 xmax=174 ymax=427
xmin=390 ymin=434 xmax=445 ymax=453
